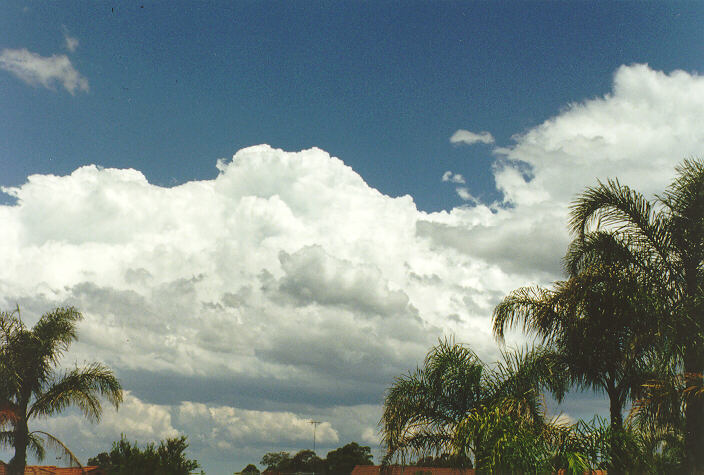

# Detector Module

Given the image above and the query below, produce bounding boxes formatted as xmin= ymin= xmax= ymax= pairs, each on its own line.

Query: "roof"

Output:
xmin=351 ymin=466 xmax=607 ymax=475
xmin=0 ymin=467 xmax=105 ymax=475
xmin=351 ymin=467 xmax=474 ymax=475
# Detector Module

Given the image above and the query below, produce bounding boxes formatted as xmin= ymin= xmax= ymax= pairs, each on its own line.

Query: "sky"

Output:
xmin=1 ymin=1 xmax=704 ymax=473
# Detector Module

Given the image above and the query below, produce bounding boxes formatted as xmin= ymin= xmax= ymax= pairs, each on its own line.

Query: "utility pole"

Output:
xmin=309 ymin=420 xmax=321 ymax=453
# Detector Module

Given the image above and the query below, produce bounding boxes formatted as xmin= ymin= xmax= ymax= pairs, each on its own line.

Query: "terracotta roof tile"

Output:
xmin=351 ymin=466 xmax=475 ymax=475
xmin=0 ymin=467 xmax=104 ymax=475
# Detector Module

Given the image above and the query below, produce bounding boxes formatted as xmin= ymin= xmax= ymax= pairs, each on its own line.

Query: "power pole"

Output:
xmin=309 ymin=420 xmax=321 ymax=453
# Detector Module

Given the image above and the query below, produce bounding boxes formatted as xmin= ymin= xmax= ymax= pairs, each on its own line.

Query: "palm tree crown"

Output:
xmin=0 ymin=307 xmax=123 ymax=475
xmin=567 ymin=158 xmax=704 ymax=473
xmin=492 ymin=239 xmax=656 ymax=473
xmin=380 ymin=340 xmax=565 ymax=471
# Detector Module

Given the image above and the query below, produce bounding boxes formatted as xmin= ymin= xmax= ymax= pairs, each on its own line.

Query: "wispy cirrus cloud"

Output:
xmin=0 ymin=48 xmax=88 ymax=94
xmin=450 ymin=129 xmax=495 ymax=145
xmin=63 ymin=26 xmax=79 ymax=52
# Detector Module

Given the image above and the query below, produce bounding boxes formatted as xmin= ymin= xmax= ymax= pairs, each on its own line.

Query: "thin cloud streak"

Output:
xmin=450 ymin=129 xmax=495 ymax=145
xmin=63 ymin=26 xmax=79 ymax=52
xmin=0 ymin=48 xmax=88 ymax=94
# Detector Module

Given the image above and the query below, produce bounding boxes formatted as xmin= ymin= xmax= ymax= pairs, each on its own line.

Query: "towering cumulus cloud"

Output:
xmin=1 ymin=64 xmax=703 ymax=466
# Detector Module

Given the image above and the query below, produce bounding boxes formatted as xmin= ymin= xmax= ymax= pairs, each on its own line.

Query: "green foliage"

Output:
xmin=413 ymin=454 xmax=471 ymax=468
xmin=325 ymin=442 xmax=373 ymax=474
xmin=290 ymin=449 xmax=324 ymax=472
xmin=484 ymin=158 xmax=704 ymax=472
xmin=568 ymin=158 xmax=704 ymax=471
xmin=492 ymin=235 xmax=657 ymax=473
xmin=259 ymin=443 xmax=373 ymax=475
xmin=380 ymin=160 xmax=704 ymax=472
xmin=87 ymin=434 xmax=200 ymax=475
xmin=260 ymin=448 xmax=322 ymax=472
xmin=380 ymin=340 xmax=565 ymax=470
xmin=240 ymin=463 xmax=260 ymax=474
xmin=0 ymin=307 xmax=123 ymax=475
xmin=260 ymin=451 xmax=291 ymax=470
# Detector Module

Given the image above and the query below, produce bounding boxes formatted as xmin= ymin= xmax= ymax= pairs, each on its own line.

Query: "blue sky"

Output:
xmin=3 ymin=2 xmax=702 ymax=210
xmin=2 ymin=2 xmax=704 ymax=474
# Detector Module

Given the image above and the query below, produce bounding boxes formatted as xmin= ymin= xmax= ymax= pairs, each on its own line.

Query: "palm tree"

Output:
xmin=381 ymin=340 xmax=483 ymax=466
xmin=0 ymin=307 xmax=123 ymax=475
xmin=569 ymin=158 xmax=704 ymax=472
xmin=493 ymin=238 xmax=656 ymax=473
xmin=380 ymin=340 xmax=569 ymax=471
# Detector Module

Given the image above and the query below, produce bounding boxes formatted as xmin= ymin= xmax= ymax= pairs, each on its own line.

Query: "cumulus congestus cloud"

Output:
xmin=1 ymin=64 xmax=704 ymax=464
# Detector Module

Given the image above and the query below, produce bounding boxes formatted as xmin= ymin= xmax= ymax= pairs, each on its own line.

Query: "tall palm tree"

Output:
xmin=569 ymin=158 xmax=704 ymax=472
xmin=492 ymin=243 xmax=656 ymax=474
xmin=0 ymin=307 xmax=123 ymax=475
xmin=380 ymin=340 xmax=567 ymax=471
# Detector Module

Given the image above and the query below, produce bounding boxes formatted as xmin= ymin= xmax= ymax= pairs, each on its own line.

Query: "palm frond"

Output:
xmin=29 ymin=362 xmax=123 ymax=421
xmin=32 ymin=430 xmax=83 ymax=468
xmin=492 ymin=286 xmax=562 ymax=342
xmin=0 ymin=431 xmax=14 ymax=450
xmin=569 ymin=179 xmax=673 ymax=276
xmin=565 ymin=231 xmax=641 ymax=276
xmin=26 ymin=432 xmax=46 ymax=461
xmin=32 ymin=307 xmax=82 ymax=366
xmin=0 ymin=307 xmax=22 ymax=345
xmin=661 ymin=159 xmax=704 ymax=220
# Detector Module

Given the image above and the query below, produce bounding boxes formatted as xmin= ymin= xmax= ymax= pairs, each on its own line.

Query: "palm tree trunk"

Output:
xmin=607 ymin=386 xmax=625 ymax=475
xmin=683 ymin=349 xmax=704 ymax=474
xmin=7 ymin=420 xmax=29 ymax=475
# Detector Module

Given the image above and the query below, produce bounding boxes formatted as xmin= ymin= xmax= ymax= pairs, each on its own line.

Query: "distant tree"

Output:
xmin=240 ymin=463 xmax=260 ymax=474
xmin=259 ymin=449 xmax=326 ymax=473
xmin=290 ymin=449 xmax=323 ymax=472
xmin=0 ymin=307 xmax=123 ymax=475
xmin=260 ymin=451 xmax=291 ymax=471
xmin=87 ymin=434 xmax=200 ymax=475
xmin=156 ymin=436 xmax=201 ymax=474
xmin=325 ymin=442 xmax=373 ymax=474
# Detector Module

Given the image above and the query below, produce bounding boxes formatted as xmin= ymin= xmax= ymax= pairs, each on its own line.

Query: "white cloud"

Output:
xmin=177 ymin=402 xmax=339 ymax=446
xmin=442 ymin=171 xmax=465 ymax=184
xmin=0 ymin=48 xmax=88 ymax=94
xmin=493 ymin=64 xmax=704 ymax=205
xmin=450 ymin=129 xmax=495 ymax=145
xmin=552 ymin=413 xmax=576 ymax=426
xmin=276 ymin=245 xmax=414 ymax=317
xmin=63 ymin=27 xmax=79 ymax=52
xmin=442 ymin=172 xmax=472 ymax=202
xmin=425 ymin=64 xmax=704 ymax=291
xmin=38 ymin=391 xmax=178 ymax=458
xmin=0 ymin=145 xmax=492 ymax=393
xmin=455 ymin=187 xmax=474 ymax=202
xmin=361 ymin=427 xmax=381 ymax=445
xmin=25 ymin=392 xmax=346 ymax=466
xmin=1 ymin=63 xmax=704 ymax=472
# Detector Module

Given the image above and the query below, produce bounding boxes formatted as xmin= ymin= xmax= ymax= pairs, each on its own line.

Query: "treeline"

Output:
xmin=381 ymin=158 xmax=704 ymax=473
xmin=88 ymin=435 xmax=202 ymax=475
xmin=254 ymin=441 xmax=373 ymax=474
